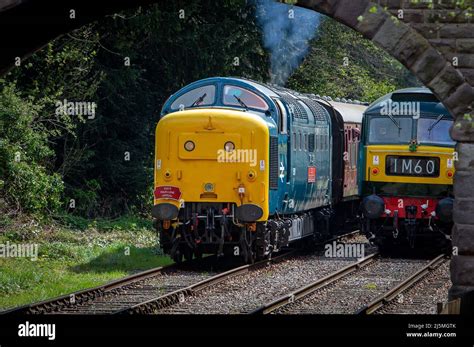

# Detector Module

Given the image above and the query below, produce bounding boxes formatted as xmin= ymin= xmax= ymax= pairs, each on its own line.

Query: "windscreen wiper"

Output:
xmin=386 ymin=113 xmax=401 ymax=131
xmin=234 ymin=95 xmax=248 ymax=109
xmin=428 ymin=114 xmax=446 ymax=133
xmin=191 ymin=93 xmax=207 ymax=107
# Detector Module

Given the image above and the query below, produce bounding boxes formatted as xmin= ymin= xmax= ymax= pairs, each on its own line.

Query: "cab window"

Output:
xmin=171 ymin=85 xmax=216 ymax=110
xmin=368 ymin=117 xmax=413 ymax=144
xmin=223 ymin=85 xmax=269 ymax=111
xmin=417 ymin=117 xmax=455 ymax=146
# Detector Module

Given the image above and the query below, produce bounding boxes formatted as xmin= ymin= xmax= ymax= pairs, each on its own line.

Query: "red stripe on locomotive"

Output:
xmin=382 ymin=197 xmax=438 ymax=219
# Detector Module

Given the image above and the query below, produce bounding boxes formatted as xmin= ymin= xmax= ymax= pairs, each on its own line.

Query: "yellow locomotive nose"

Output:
xmin=153 ymin=108 xmax=270 ymax=222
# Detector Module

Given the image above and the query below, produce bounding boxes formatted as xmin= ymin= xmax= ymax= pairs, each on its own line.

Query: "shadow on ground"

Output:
xmin=70 ymin=246 xmax=170 ymax=274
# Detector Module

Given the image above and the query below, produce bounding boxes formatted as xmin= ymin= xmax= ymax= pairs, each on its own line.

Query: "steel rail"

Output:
xmin=249 ymin=252 xmax=379 ymax=315
xmin=118 ymin=230 xmax=363 ymax=314
xmin=355 ymin=253 xmax=448 ymax=315
xmin=3 ymin=229 xmax=363 ymax=315
xmin=117 ymin=250 xmax=295 ymax=314
xmin=3 ymin=257 xmax=211 ymax=315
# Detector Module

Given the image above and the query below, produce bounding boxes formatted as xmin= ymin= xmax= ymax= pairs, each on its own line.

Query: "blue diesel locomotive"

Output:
xmin=153 ymin=77 xmax=366 ymax=263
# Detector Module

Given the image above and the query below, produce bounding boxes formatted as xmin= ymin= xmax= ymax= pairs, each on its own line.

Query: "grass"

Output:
xmin=0 ymin=214 xmax=173 ymax=311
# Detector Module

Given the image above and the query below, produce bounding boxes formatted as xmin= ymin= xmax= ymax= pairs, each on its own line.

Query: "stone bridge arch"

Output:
xmin=0 ymin=0 xmax=473 ymax=307
xmin=296 ymin=0 xmax=474 ymax=305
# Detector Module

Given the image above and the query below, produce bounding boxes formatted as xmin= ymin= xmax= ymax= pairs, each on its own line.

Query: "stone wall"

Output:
xmin=298 ymin=0 xmax=474 ymax=306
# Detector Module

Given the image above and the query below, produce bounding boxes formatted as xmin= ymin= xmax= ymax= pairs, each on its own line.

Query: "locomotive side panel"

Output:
xmin=267 ymin=89 xmax=332 ymax=215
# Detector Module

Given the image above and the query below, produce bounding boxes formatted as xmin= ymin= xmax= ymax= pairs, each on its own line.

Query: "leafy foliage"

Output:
xmin=0 ymin=82 xmax=64 ymax=213
xmin=287 ymin=17 xmax=420 ymax=102
xmin=1 ymin=0 xmax=269 ymax=218
xmin=0 ymin=2 xmax=418 ymax=220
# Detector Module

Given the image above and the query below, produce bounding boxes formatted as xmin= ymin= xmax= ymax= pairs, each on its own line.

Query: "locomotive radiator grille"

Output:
xmin=269 ymin=136 xmax=279 ymax=190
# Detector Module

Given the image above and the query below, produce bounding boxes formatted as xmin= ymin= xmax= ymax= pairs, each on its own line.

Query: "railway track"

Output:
xmin=3 ymin=250 xmax=299 ymax=315
xmin=356 ymin=254 xmax=448 ymax=314
xmin=141 ymin=231 xmax=372 ymax=314
xmin=249 ymin=253 xmax=379 ymax=314
xmin=3 ymin=230 xmax=368 ymax=315
xmin=250 ymin=253 xmax=448 ymax=315
xmin=3 ymin=256 xmax=222 ymax=314
xmin=120 ymin=250 xmax=296 ymax=314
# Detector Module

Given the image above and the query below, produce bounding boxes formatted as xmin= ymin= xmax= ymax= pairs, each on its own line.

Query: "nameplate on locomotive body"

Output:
xmin=154 ymin=186 xmax=182 ymax=200
xmin=385 ymin=156 xmax=440 ymax=177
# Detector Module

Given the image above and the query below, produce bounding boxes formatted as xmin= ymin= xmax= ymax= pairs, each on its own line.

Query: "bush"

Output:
xmin=0 ymin=82 xmax=64 ymax=214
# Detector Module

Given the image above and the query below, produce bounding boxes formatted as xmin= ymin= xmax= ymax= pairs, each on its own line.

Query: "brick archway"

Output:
xmin=297 ymin=0 xmax=474 ymax=303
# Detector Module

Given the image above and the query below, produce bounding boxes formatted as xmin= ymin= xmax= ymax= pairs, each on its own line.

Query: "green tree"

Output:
xmin=0 ymin=82 xmax=63 ymax=214
xmin=288 ymin=17 xmax=420 ymax=102
xmin=70 ymin=0 xmax=269 ymax=217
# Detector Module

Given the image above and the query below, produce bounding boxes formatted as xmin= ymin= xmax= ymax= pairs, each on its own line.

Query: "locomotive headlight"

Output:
xmin=204 ymin=182 xmax=214 ymax=192
xmin=224 ymin=141 xmax=235 ymax=152
xmin=361 ymin=195 xmax=385 ymax=219
xmin=184 ymin=140 xmax=195 ymax=151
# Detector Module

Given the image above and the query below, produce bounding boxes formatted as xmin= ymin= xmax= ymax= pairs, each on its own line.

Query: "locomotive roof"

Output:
xmin=163 ymin=77 xmax=367 ymax=122
xmin=189 ymin=76 xmax=367 ymax=106
xmin=364 ymin=87 xmax=452 ymax=117
xmin=182 ymin=76 xmax=281 ymax=98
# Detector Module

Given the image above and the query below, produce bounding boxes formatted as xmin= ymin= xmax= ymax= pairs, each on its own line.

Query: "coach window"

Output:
xmin=304 ymin=133 xmax=308 ymax=151
xmin=351 ymin=144 xmax=356 ymax=168
xmin=170 ymin=85 xmax=216 ymax=110
xmin=353 ymin=128 xmax=361 ymax=142
xmin=344 ymin=130 xmax=348 ymax=153
xmin=293 ymin=132 xmax=297 ymax=151
xmin=299 ymin=132 xmax=303 ymax=151
xmin=274 ymin=99 xmax=288 ymax=134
